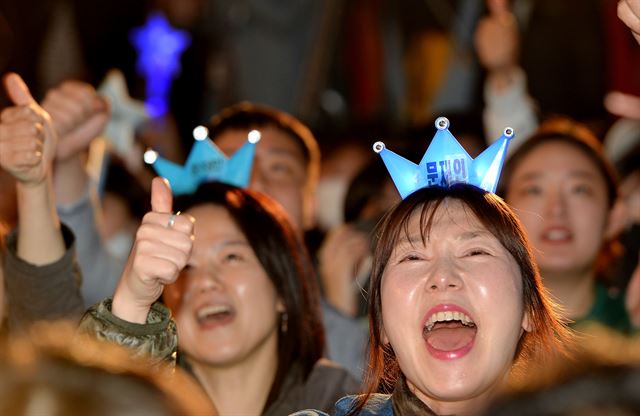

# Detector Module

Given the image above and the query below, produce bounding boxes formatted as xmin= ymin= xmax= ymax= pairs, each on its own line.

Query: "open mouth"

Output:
xmin=195 ymin=304 xmax=235 ymax=327
xmin=423 ymin=309 xmax=477 ymax=360
xmin=541 ymin=227 xmax=573 ymax=243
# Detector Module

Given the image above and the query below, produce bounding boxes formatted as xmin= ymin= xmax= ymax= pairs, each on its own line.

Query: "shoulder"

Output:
xmin=289 ymin=394 xmax=393 ymax=416
xmin=301 ymin=358 xmax=361 ymax=409
xmin=334 ymin=394 xmax=393 ymax=416
xmin=308 ymin=358 xmax=360 ymax=390
xmin=268 ymin=360 xmax=360 ymax=416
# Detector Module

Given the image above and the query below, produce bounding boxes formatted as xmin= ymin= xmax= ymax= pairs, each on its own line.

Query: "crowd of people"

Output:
xmin=0 ymin=0 xmax=640 ymax=415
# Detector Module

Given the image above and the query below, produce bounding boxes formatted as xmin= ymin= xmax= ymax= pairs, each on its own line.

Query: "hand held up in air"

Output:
xmin=112 ymin=177 xmax=194 ymax=323
xmin=618 ymin=0 xmax=640 ymax=45
xmin=0 ymin=73 xmax=57 ymax=186
xmin=474 ymin=0 xmax=520 ymax=91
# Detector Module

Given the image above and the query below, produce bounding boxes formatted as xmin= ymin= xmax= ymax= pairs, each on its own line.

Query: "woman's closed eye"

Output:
xmin=465 ymin=249 xmax=490 ymax=257
xmin=398 ymin=252 xmax=424 ymax=263
xmin=221 ymin=251 xmax=245 ymax=263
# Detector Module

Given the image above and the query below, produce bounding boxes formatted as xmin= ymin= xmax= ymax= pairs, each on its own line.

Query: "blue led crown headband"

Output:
xmin=374 ymin=117 xmax=515 ymax=199
xmin=144 ymin=126 xmax=260 ymax=195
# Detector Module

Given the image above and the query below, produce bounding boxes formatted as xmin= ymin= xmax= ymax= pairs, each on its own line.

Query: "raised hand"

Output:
xmin=318 ymin=224 xmax=371 ymax=317
xmin=41 ymin=80 xmax=109 ymax=162
xmin=618 ymin=0 xmax=640 ymax=45
xmin=474 ymin=0 xmax=519 ymax=76
xmin=0 ymin=73 xmax=57 ymax=185
xmin=112 ymin=177 xmax=195 ymax=323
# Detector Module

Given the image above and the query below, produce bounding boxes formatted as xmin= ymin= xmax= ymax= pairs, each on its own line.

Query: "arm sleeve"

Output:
xmin=77 ymin=298 xmax=178 ymax=367
xmin=321 ymin=300 xmax=367 ymax=381
xmin=4 ymin=224 xmax=85 ymax=332
xmin=57 ymin=190 xmax=125 ymax=306
xmin=483 ymin=68 xmax=539 ymax=151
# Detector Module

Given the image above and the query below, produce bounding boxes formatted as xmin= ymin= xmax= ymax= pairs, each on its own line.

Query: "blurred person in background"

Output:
xmin=0 ymin=321 xmax=214 ymax=415
xmin=498 ymin=119 xmax=634 ymax=333
xmin=485 ymin=324 xmax=640 ymax=416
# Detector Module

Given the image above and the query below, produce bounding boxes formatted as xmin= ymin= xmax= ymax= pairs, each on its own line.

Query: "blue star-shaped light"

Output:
xmin=374 ymin=117 xmax=515 ymax=199
xmin=145 ymin=129 xmax=262 ymax=195
xmin=130 ymin=12 xmax=191 ymax=118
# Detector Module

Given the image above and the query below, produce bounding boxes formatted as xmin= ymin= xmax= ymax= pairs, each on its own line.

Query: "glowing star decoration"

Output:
xmin=374 ymin=117 xmax=515 ymax=199
xmin=99 ymin=69 xmax=149 ymax=156
xmin=130 ymin=12 xmax=190 ymax=118
xmin=145 ymin=127 xmax=261 ymax=195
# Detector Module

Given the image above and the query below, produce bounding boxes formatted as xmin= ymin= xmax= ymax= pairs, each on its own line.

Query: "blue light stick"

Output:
xmin=130 ymin=12 xmax=191 ymax=118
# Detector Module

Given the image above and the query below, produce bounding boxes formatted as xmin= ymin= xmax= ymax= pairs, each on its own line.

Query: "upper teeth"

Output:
xmin=425 ymin=311 xmax=475 ymax=331
xmin=545 ymin=229 xmax=570 ymax=240
xmin=197 ymin=305 xmax=229 ymax=320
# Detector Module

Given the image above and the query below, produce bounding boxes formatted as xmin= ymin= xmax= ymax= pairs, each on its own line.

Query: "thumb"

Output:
xmin=4 ymin=73 xmax=36 ymax=106
xmin=151 ymin=177 xmax=173 ymax=213
xmin=487 ymin=0 xmax=510 ymax=17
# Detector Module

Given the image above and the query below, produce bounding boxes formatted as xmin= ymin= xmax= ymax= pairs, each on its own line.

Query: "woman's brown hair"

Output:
xmin=351 ymin=184 xmax=573 ymax=414
xmin=172 ymin=182 xmax=325 ymax=412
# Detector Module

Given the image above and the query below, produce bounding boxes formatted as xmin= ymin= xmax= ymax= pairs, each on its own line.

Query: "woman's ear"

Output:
xmin=521 ymin=310 xmax=533 ymax=334
xmin=381 ymin=325 xmax=389 ymax=345
xmin=276 ymin=298 xmax=286 ymax=313
xmin=605 ymin=197 xmax=627 ymax=239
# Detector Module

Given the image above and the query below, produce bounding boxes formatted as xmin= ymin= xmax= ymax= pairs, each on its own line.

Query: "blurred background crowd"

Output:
xmin=0 ymin=0 xmax=640 ymax=414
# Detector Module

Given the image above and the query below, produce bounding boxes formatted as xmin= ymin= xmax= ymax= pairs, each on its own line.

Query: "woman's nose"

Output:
xmin=545 ymin=188 xmax=567 ymax=218
xmin=425 ymin=258 xmax=463 ymax=292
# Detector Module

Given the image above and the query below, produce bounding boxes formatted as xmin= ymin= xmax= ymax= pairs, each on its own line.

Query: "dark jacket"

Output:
xmin=3 ymin=224 xmax=85 ymax=332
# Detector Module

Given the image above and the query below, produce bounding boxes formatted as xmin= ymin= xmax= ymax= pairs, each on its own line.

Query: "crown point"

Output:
xmin=248 ymin=129 xmax=261 ymax=144
xmin=193 ymin=125 xmax=208 ymax=141
xmin=435 ymin=117 xmax=449 ymax=130
xmin=503 ymin=127 xmax=514 ymax=138
xmin=373 ymin=141 xmax=385 ymax=153
xmin=143 ymin=149 xmax=158 ymax=164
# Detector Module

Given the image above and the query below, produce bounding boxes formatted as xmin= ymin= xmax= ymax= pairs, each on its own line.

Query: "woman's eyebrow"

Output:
xmin=456 ymin=230 xmax=492 ymax=241
xmin=396 ymin=234 xmax=424 ymax=246
xmin=206 ymin=239 xmax=250 ymax=252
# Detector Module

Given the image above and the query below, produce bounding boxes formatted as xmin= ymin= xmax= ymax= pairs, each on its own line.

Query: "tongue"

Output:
xmin=424 ymin=322 xmax=476 ymax=351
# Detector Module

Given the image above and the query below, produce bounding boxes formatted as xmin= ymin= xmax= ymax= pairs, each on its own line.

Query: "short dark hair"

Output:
xmin=352 ymin=184 xmax=572 ymax=414
xmin=208 ymin=102 xmax=321 ymax=228
xmin=173 ymin=182 xmax=324 ymax=410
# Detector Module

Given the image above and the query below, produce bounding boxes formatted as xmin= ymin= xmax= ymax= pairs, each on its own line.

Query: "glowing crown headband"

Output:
xmin=144 ymin=126 xmax=261 ymax=195
xmin=374 ymin=117 xmax=514 ymax=199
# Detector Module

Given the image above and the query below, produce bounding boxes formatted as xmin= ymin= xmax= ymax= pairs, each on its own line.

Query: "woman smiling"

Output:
xmin=297 ymin=184 xmax=572 ymax=415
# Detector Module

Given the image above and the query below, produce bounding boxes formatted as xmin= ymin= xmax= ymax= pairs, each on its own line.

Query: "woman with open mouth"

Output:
xmin=80 ymin=179 xmax=358 ymax=415
xmin=498 ymin=119 xmax=634 ymax=334
xmin=296 ymin=183 xmax=573 ymax=415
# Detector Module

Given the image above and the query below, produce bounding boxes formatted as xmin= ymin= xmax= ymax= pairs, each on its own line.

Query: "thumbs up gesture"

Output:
xmin=0 ymin=73 xmax=57 ymax=185
xmin=112 ymin=177 xmax=195 ymax=323
xmin=474 ymin=0 xmax=519 ymax=74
